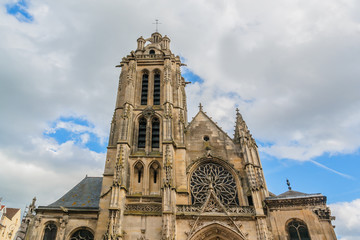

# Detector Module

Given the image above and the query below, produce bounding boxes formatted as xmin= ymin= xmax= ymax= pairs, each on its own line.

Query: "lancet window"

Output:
xmin=153 ymin=72 xmax=161 ymax=105
xmin=138 ymin=117 xmax=147 ymax=148
xmin=42 ymin=222 xmax=57 ymax=240
xmin=151 ymin=118 xmax=160 ymax=148
xmin=141 ymin=73 xmax=149 ymax=105
xmin=133 ymin=161 xmax=144 ymax=194
xmin=149 ymin=161 xmax=160 ymax=194
xmin=287 ymin=220 xmax=311 ymax=240
xmin=190 ymin=162 xmax=239 ymax=206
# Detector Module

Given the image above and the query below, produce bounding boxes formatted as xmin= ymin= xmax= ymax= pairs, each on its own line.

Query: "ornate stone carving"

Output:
xmin=127 ymin=61 xmax=136 ymax=85
xmin=265 ymin=196 xmax=327 ymax=208
xmin=164 ymin=62 xmax=171 ymax=84
xmin=142 ymin=106 xmax=155 ymax=119
xmin=190 ymin=162 xmax=239 ymax=206
xmin=163 ymin=145 xmax=173 ymax=188
xmin=122 ymin=104 xmax=131 ymax=119
xmin=125 ymin=204 xmax=162 ymax=213
xmin=313 ymin=207 xmax=335 ymax=221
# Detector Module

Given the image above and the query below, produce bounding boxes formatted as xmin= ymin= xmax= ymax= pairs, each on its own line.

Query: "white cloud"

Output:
xmin=0 ymin=0 xmax=359 ymax=217
xmin=330 ymin=199 xmax=360 ymax=240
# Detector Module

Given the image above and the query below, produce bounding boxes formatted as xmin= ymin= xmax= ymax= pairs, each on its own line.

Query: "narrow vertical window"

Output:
xmin=43 ymin=223 xmax=57 ymax=240
xmin=138 ymin=118 xmax=146 ymax=148
xmin=138 ymin=169 xmax=142 ymax=183
xmin=153 ymin=73 xmax=160 ymax=105
xmin=141 ymin=74 xmax=148 ymax=105
xmin=152 ymin=118 xmax=160 ymax=148
xmin=149 ymin=162 xmax=160 ymax=194
xmin=134 ymin=162 xmax=144 ymax=194
xmin=247 ymin=196 xmax=254 ymax=206
xmin=154 ymin=170 xmax=157 ymax=183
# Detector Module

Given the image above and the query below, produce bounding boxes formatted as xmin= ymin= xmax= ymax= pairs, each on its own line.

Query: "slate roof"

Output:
xmin=266 ymin=190 xmax=323 ymax=200
xmin=41 ymin=177 xmax=103 ymax=210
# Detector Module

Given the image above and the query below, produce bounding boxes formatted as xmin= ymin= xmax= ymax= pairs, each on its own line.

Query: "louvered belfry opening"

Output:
xmin=138 ymin=117 xmax=146 ymax=148
xmin=153 ymin=73 xmax=161 ymax=105
xmin=141 ymin=73 xmax=149 ymax=105
xmin=152 ymin=118 xmax=160 ymax=148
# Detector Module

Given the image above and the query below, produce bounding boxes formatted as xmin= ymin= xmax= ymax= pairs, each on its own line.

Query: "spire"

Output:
xmin=234 ymin=108 xmax=256 ymax=147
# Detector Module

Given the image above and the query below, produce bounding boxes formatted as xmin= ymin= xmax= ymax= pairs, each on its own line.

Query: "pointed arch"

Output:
xmin=286 ymin=219 xmax=311 ymax=240
xmin=42 ymin=222 xmax=57 ymax=240
xmin=141 ymin=72 xmax=149 ymax=105
xmin=149 ymin=160 xmax=161 ymax=195
xmin=137 ymin=117 xmax=147 ymax=149
xmin=187 ymin=157 xmax=244 ymax=206
xmin=151 ymin=117 xmax=160 ymax=149
xmin=189 ymin=223 xmax=245 ymax=240
xmin=133 ymin=161 xmax=145 ymax=194
xmin=69 ymin=227 xmax=94 ymax=240
xmin=153 ymin=70 xmax=161 ymax=105
xmin=189 ymin=162 xmax=239 ymax=206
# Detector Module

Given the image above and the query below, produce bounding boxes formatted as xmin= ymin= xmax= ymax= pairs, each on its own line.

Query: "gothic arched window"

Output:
xmin=190 ymin=162 xmax=239 ymax=206
xmin=149 ymin=161 xmax=160 ymax=194
xmin=138 ymin=117 xmax=147 ymax=148
xmin=135 ymin=162 xmax=144 ymax=183
xmin=141 ymin=73 xmax=149 ymax=105
xmin=42 ymin=222 xmax=57 ymax=240
xmin=70 ymin=229 xmax=94 ymax=240
xmin=153 ymin=73 xmax=161 ymax=105
xmin=133 ymin=161 xmax=144 ymax=194
xmin=287 ymin=220 xmax=311 ymax=240
xmin=151 ymin=117 xmax=160 ymax=148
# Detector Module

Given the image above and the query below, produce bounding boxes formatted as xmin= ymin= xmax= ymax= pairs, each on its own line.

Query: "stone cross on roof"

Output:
xmin=153 ymin=19 xmax=162 ymax=32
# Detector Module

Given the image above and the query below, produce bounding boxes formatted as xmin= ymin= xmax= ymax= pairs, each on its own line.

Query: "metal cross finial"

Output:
xmin=199 ymin=103 xmax=203 ymax=111
xmin=153 ymin=19 xmax=162 ymax=32
xmin=286 ymin=179 xmax=292 ymax=190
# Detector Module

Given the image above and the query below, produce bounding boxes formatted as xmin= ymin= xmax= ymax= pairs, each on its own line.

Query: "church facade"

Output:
xmin=17 ymin=32 xmax=337 ymax=240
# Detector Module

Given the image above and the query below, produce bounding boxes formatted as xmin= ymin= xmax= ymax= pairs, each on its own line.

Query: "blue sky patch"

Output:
xmin=182 ymin=68 xmax=204 ymax=84
xmin=44 ymin=116 xmax=107 ymax=153
xmin=261 ymin=150 xmax=360 ymax=204
xmin=6 ymin=0 xmax=33 ymax=23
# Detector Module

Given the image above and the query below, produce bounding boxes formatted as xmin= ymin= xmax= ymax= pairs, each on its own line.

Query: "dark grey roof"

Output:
xmin=266 ymin=190 xmax=323 ymax=200
xmin=43 ymin=177 xmax=103 ymax=209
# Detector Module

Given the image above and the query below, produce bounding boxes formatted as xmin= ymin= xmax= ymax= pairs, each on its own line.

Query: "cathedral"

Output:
xmin=17 ymin=32 xmax=337 ymax=240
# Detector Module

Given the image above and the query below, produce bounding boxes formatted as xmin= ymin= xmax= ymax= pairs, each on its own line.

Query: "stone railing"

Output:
xmin=124 ymin=203 xmax=162 ymax=215
xmin=136 ymin=54 xmax=164 ymax=59
xmin=176 ymin=205 xmax=255 ymax=215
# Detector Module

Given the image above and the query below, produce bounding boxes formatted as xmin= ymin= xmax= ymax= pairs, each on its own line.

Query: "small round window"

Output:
xmin=203 ymin=135 xmax=209 ymax=141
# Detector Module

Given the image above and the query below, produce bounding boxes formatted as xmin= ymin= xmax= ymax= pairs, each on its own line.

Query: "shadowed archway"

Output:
xmin=189 ymin=223 xmax=245 ymax=240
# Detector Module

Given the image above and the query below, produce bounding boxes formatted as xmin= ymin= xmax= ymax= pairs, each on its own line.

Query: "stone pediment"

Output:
xmin=186 ymin=110 xmax=233 ymax=143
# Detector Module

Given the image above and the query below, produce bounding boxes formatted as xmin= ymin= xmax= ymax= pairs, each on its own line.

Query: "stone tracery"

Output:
xmin=190 ymin=162 xmax=239 ymax=206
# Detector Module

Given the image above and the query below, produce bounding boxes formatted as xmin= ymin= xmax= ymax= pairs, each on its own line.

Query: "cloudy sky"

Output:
xmin=1 ymin=0 xmax=360 ymax=238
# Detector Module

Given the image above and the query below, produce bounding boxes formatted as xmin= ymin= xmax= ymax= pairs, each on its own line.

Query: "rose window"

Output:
xmin=190 ymin=162 xmax=239 ymax=206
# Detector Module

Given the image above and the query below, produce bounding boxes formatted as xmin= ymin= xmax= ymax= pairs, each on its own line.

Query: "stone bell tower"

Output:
xmin=96 ymin=32 xmax=187 ymax=239
xmin=16 ymin=31 xmax=337 ymax=240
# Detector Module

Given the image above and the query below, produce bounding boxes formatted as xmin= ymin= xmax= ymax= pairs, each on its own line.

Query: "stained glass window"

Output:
xmin=190 ymin=162 xmax=239 ymax=206
xmin=70 ymin=229 xmax=94 ymax=240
